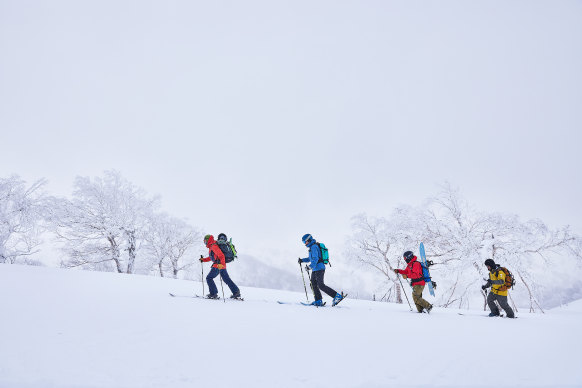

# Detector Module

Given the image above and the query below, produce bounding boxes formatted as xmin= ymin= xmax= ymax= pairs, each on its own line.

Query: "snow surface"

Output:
xmin=1 ymin=264 xmax=581 ymax=388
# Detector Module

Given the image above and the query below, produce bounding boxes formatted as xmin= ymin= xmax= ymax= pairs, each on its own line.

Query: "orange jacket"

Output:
xmin=201 ymin=235 xmax=226 ymax=269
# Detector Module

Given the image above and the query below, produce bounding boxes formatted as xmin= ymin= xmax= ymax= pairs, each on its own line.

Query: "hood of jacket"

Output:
xmin=406 ymin=255 xmax=418 ymax=265
xmin=205 ymin=235 xmax=216 ymax=248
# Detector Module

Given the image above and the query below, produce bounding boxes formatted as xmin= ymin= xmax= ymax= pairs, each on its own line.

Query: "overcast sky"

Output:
xmin=1 ymin=0 xmax=581 ymax=266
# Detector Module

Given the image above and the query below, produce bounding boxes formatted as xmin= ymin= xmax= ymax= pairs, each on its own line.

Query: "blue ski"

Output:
xmin=277 ymin=301 xmax=326 ymax=307
xmin=419 ymin=242 xmax=435 ymax=297
xmin=300 ymin=301 xmax=326 ymax=307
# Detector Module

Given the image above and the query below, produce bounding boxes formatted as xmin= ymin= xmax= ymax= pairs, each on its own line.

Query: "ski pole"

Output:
xmin=201 ymin=257 xmax=205 ymax=297
xmin=219 ymin=271 xmax=225 ymax=303
xmin=299 ymin=259 xmax=309 ymax=302
xmin=396 ymin=274 xmax=413 ymax=311
xmin=305 ymin=265 xmax=315 ymax=298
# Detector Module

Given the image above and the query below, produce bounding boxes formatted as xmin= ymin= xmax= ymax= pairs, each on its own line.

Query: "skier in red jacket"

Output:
xmin=394 ymin=251 xmax=433 ymax=313
xmin=200 ymin=234 xmax=240 ymax=299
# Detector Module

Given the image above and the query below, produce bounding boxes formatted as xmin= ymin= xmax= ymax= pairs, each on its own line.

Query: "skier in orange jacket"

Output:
xmin=200 ymin=234 xmax=240 ymax=299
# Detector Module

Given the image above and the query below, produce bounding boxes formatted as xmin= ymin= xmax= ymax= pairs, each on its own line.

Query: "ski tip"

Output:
xmin=169 ymin=293 xmax=175 ymax=297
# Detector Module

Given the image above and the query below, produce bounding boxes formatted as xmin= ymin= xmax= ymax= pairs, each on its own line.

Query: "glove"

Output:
xmin=199 ymin=255 xmax=204 ymax=262
xmin=298 ymin=258 xmax=303 ymax=265
xmin=216 ymin=264 xmax=225 ymax=270
xmin=394 ymin=269 xmax=399 ymax=274
xmin=481 ymin=284 xmax=487 ymax=290
xmin=402 ymin=274 xmax=408 ymax=279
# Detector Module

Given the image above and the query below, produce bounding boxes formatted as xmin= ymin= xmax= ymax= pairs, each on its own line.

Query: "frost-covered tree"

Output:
xmin=347 ymin=183 xmax=582 ymax=312
xmin=346 ymin=209 xmax=420 ymax=304
xmin=54 ymin=171 xmax=159 ymax=274
xmin=144 ymin=213 xmax=201 ymax=278
xmin=0 ymin=175 xmax=51 ymax=265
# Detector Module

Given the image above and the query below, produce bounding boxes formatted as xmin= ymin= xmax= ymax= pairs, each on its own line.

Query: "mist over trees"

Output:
xmin=51 ymin=171 xmax=203 ymax=278
xmin=2 ymin=174 xmax=582 ymax=310
xmin=0 ymin=171 xmax=203 ymax=279
xmin=346 ymin=183 xmax=582 ymax=312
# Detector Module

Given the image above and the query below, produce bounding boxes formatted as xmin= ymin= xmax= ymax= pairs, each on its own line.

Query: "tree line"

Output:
xmin=2 ymin=174 xmax=581 ymax=311
xmin=346 ymin=183 xmax=582 ymax=312
xmin=0 ymin=171 xmax=202 ymax=278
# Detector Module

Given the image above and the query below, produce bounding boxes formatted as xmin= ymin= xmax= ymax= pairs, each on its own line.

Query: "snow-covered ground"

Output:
xmin=1 ymin=264 xmax=581 ymax=388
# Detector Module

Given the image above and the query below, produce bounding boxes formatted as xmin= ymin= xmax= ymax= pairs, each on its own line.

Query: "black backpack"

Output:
xmin=216 ymin=233 xmax=236 ymax=263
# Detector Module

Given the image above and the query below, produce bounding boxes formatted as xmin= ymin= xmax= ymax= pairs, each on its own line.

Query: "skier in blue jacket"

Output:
xmin=299 ymin=234 xmax=345 ymax=306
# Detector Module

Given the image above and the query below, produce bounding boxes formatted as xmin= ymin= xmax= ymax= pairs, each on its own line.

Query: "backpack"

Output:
xmin=410 ymin=261 xmax=430 ymax=283
xmin=217 ymin=233 xmax=237 ymax=263
xmin=496 ymin=266 xmax=515 ymax=291
xmin=317 ymin=243 xmax=330 ymax=265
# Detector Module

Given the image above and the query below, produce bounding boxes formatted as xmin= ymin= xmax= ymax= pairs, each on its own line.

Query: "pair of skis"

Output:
xmin=169 ymin=293 xmax=244 ymax=301
xmin=277 ymin=301 xmax=327 ymax=307
xmin=279 ymin=292 xmax=348 ymax=308
xmin=169 ymin=291 xmax=347 ymax=307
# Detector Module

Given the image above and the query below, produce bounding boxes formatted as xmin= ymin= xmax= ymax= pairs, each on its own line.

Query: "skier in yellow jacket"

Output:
xmin=482 ymin=259 xmax=515 ymax=318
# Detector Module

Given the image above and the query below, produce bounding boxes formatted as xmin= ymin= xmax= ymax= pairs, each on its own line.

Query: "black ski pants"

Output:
xmin=310 ymin=269 xmax=337 ymax=302
xmin=487 ymin=291 xmax=515 ymax=318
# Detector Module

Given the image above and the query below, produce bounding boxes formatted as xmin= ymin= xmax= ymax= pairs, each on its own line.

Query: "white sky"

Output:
xmin=1 ymin=0 xmax=581 ymax=264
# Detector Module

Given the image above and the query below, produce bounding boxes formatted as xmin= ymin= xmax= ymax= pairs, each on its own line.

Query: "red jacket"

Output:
xmin=396 ymin=256 xmax=426 ymax=286
xmin=201 ymin=235 xmax=226 ymax=269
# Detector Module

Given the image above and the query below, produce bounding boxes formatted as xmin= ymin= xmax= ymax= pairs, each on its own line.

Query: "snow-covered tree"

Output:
xmin=54 ymin=171 xmax=159 ymax=274
xmin=144 ymin=213 xmax=202 ymax=278
xmin=0 ymin=175 xmax=50 ymax=265
xmin=347 ymin=183 xmax=582 ymax=311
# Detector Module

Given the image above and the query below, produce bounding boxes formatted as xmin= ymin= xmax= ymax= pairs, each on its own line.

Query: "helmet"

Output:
xmin=217 ymin=233 xmax=227 ymax=242
xmin=302 ymin=234 xmax=313 ymax=245
xmin=403 ymin=251 xmax=414 ymax=263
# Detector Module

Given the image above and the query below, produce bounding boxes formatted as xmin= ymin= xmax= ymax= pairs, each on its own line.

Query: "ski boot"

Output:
xmin=332 ymin=292 xmax=345 ymax=306
xmin=206 ymin=294 xmax=219 ymax=300
xmin=426 ymin=304 xmax=433 ymax=314
xmin=230 ymin=291 xmax=242 ymax=299
xmin=488 ymin=312 xmax=500 ymax=317
xmin=311 ymin=299 xmax=324 ymax=307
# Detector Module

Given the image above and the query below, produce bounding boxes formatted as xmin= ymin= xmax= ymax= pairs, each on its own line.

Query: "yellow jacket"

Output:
xmin=489 ymin=268 xmax=508 ymax=296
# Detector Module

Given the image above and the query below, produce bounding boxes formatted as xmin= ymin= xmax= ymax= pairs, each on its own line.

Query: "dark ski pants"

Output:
xmin=412 ymin=285 xmax=432 ymax=313
xmin=310 ymin=269 xmax=337 ymax=301
xmin=487 ymin=291 xmax=515 ymax=318
xmin=206 ymin=267 xmax=239 ymax=296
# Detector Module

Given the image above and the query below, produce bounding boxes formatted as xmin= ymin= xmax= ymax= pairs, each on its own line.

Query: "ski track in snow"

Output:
xmin=1 ymin=264 xmax=581 ymax=388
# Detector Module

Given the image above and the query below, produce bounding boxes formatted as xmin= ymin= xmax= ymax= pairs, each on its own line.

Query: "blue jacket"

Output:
xmin=300 ymin=240 xmax=326 ymax=272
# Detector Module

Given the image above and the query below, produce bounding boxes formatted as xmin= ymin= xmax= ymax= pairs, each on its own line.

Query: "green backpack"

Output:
xmin=317 ymin=243 xmax=330 ymax=265
xmin=217 ymin=233 xmax=238 ymax=263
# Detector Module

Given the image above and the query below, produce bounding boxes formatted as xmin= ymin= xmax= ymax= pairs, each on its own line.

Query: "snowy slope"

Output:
xmin=1 ymin=265 xmax=581 ymax=388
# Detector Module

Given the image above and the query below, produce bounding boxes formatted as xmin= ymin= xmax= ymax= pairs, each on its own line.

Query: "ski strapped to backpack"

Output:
xmin=495 ymin=267 xmax=515 ymax=291
xmin=316 ymin=242 xmax=330 ymax=266
xmin=216 ymin=233 xmax=237 ymax=263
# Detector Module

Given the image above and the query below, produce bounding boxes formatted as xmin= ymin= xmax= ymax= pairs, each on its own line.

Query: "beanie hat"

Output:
xmin=484 ymin=259 xmax=496 ymax=268
xmin=204 ymin=235 xmax=213 ymax=245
